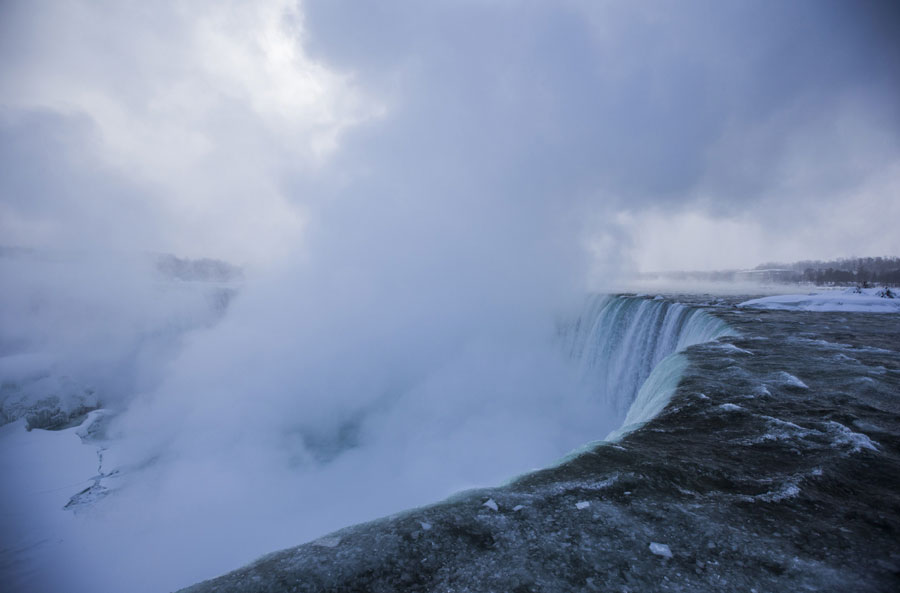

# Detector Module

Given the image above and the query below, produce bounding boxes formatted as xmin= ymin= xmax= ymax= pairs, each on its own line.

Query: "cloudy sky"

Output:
xmin=1 ymin=0 xmax=898 ymax=274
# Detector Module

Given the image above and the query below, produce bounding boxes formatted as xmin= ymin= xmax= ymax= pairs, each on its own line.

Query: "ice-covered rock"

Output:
xmin=649 ymin=542 xmax=673 ymax=558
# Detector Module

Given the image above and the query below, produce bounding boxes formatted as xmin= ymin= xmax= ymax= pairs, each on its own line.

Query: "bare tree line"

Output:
xmin=753 ymin=257 xmax=900 ymax=286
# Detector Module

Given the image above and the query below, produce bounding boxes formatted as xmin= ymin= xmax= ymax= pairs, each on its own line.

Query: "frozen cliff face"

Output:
xmin=154 ymin=254 xmax=244 ymax=284
xmin=0 ymin=374 xmax=98 ymax=429
xmin=0 ymin=250 xmax=240 ymax=428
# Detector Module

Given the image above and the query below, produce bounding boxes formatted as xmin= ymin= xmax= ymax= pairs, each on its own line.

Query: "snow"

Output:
xmin=649 ymin=542 xmax=673 ymax=558
xmin=739 ymin=287 xmax=900 ymax=313
xmin=575 ymin=501 xmax=590 ymax=509
xmin=483 ymin=498 xmax=499 ymax=511
xmin=0 ymin=419 xmax=101 ymax=592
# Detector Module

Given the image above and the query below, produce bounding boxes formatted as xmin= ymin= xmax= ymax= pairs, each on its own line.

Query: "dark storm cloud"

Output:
xmin=2 ymin=0 xmax=897 ymax=266
xmin=300 ymin=0 xmax=900 ymax=208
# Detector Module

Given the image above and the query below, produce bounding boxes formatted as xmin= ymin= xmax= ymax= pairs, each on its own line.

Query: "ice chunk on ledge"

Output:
xmin=575 ymin=501 xmax=590 ymax=510
xmin=739 ymin=287 xmax=900 ymax=313
xmin=483 ymin=498 xmax=499 ymax=511
xmin=649 ymin=542 xmax=673 ymax=558
xmin=312 ymin=536 xmax=342 ymax=548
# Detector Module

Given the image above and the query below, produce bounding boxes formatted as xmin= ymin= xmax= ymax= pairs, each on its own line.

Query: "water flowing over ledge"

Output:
xmin=562 ymin=294 xmax=735 ymax=444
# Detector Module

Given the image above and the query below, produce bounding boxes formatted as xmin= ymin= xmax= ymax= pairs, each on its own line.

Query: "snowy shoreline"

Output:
xmin=739 ymin=287 xmax=900 ymax=313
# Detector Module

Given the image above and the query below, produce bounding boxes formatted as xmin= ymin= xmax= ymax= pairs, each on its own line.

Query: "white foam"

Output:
xmin=825 ymin=421 xmax=879 ymax=452
xmin=776 ymin=372 xmax=809 ymax=389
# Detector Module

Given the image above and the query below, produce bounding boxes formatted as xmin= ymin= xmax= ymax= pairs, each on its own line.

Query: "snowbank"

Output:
xmin=739 ymin=287 xmax=900 ymax=313
xmin=0 ymin=417 xmax=101 ymax=593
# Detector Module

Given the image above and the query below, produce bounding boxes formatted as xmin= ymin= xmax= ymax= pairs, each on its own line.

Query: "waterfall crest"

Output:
xmin=562 ymin=295 xmax=733 ymax=435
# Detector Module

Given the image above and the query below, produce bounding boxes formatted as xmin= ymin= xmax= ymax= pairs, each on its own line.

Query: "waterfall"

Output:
xmin=562 ymin=295 xmax=733 ymax=439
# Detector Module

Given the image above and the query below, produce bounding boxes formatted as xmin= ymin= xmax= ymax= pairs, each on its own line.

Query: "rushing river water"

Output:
xmin=181 ymin=295 xmax=900 ymax=593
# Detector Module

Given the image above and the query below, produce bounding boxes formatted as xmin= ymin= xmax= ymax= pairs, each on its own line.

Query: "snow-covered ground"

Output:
xmin=0 ymin=417 xmax=101 ymax=592
xmin=739 ymin=287 xmax=900 ymax=313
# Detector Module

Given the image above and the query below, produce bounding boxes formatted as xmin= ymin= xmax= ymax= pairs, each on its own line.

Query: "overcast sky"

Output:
xmin=1 ymin=0 xmax=898 ymax=273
